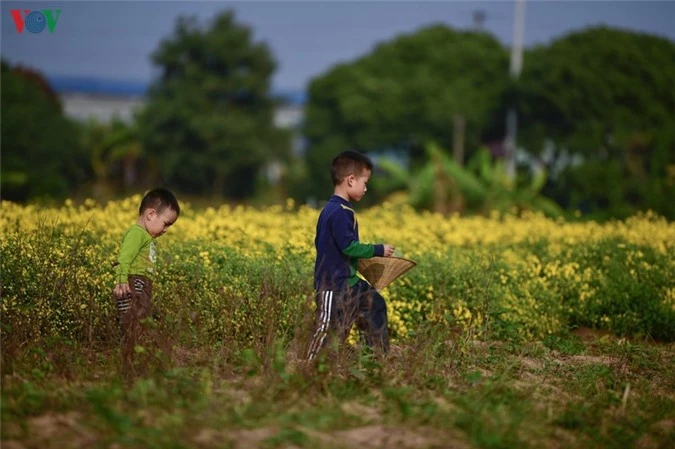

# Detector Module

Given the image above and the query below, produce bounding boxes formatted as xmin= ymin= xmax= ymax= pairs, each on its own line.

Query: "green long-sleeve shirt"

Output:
xmin=115 ymin=224 xmax=156 ymax=284
xmin=343 ymin=240 xmax=377 ymax=286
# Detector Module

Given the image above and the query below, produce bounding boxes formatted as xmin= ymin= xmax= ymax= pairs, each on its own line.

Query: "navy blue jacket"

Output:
xmin=314 ymin=195 xmax=384 ymax=291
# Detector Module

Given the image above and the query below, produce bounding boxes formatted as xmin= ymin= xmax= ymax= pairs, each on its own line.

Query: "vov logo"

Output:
xmin=10 ymin=9 xmax=62 ymax=34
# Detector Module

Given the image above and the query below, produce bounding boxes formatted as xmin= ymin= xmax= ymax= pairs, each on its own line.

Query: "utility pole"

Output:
xmin=504 ymin=0 xmax=526 ymax=180
xmin=472 ymin=10 xmax=487 ymax=31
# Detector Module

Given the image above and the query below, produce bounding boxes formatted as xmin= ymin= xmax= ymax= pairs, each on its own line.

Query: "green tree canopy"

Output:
xmin=303 ymin=25 xmax=509 ymax=200
xmin=1 ymin=61 xmax=84 ymax=201
xmin=517 ymin=26 xmax=675 ymax=156
xmin=516 ymin=27 xmax=675 ymax=217
xmin=138 ymin=11 xmax=290 ymax=199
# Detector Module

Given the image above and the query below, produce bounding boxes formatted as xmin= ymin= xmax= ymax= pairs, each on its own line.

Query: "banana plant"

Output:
xmin=376 ymin=141 xmax=563 ymax=216
xmin=80 ymin=118 xmax=144 ymax=196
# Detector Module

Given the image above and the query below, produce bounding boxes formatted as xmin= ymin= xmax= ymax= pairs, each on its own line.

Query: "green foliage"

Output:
xmin=383 ymin=236 xmax=674 ymax=343
xmin=517 ymin=27 xmax=675 ymax=156
xmin=2 ymin=225 xmax=673 ymax=356
xmin=303 ymin=25 xmax=509 ymax=199
xmin=376 ymin=142 xmax=564 ymax=216
xmin=1 ymin=209 xmax=672 ymax=449
xmin=138 ymin=11 xmax=291 ymax=199
xmin=263 ymin=427 xmax=309 ymax=448
xmin=299 ymin=25 xmax=674 ymax=219
xmin=566 ymin=239 xmax=675 ymax=340
xmin=454 ymin=384 xmax=528 ymax=449
xmin=516 ymin=27 xmax=675 ymax=219
xmin=0 ymin=61 xmax=85 ymax=201
xmin=2 ymin=313 xmax=673 ymax=449
xmin=543 ymin=333 xmax=585 ymax=355
xmin=78 ymin=118 xmax=146 ymax=198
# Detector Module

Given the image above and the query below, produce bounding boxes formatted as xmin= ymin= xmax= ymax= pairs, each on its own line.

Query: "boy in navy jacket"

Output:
xmin=307 ymin=151 xmax=395 ymax=360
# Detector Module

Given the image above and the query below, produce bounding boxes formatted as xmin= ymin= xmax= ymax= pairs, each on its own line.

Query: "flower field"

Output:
xmin=2 ymin=197 xmax=674 ymax=346
xmin=2 ymin=198 xmax=674 ymax=449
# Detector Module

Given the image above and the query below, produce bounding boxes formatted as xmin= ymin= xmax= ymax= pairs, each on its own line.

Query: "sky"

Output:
xmin=2 ymin=1 xmax=674 ymax=91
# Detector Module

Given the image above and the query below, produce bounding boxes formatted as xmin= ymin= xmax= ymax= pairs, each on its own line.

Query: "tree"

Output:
xmin=1 ymin=61 xmax=85 ymax=201
xmin=79 ymin=117 xmax=145 ymax=198
xmin=138 ymin=11 xmax=290 ymax=199
xmin=515 ymin=27 xmax=675 ymax=218
xmin=302 ymin=25 xmax=509 ymax=200
xmin=106 ymin=118 xmax=144 ymax=191
xmin=375 ymin=142 xmax=563 ymax=217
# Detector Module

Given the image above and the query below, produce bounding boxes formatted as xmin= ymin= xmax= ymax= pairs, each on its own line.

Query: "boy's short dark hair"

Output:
xmin=331 ymin=150 xmax=374 ymax=186
xmin=139 ymin=188 xmax=180 ymax=216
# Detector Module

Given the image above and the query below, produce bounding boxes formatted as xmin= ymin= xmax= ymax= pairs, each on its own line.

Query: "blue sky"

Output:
xmin=2 ymin=1 xmax=674 ymax=91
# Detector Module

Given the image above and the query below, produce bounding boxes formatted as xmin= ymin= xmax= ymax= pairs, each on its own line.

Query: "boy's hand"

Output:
xmin=383 ymin=244 xmax=396 ymax=257
xmin=114 ymin=283 xmax=131 ymax=299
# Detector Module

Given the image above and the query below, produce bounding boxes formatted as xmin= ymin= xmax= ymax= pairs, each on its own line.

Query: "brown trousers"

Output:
xmin=116 ymin=275 xmax=152 ymax=370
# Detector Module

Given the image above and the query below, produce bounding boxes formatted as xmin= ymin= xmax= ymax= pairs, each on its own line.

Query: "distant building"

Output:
xmin=49 ymin=75 xmax=306 ymax=154
xmin=61 ymin=92 xmax=145 ymax=123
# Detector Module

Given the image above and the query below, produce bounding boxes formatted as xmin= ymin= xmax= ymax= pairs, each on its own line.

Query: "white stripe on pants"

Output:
xmin=307 ymin=291 xmax=333 ymax=360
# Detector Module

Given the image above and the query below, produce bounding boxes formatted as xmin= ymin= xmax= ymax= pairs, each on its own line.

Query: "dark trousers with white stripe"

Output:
xmin=307 ymin=279 xmax=390 ymax=360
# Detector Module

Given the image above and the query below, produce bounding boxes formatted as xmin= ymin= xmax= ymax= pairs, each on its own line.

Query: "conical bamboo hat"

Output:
xmin=357 ymin=256 xmax=417 ymax=290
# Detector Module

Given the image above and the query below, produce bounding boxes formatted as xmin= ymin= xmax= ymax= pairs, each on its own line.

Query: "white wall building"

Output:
xmin=61 ymin=92 xmax=146 ymax=123
xmin=54 ymin=76 xmax=307 ymax=156
xmin=60 ymin=92 xmax=305 ymax=130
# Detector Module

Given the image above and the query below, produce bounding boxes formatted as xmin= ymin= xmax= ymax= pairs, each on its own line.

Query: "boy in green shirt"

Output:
xmin=114 ymin=188 xmax=180 ymax=369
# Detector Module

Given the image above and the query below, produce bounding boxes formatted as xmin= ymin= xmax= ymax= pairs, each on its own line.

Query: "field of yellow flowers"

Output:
xmin=3 ymin=197 xmax=675 ymax=449
xmin=2 ymin=196 xmax=674 ymax=348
